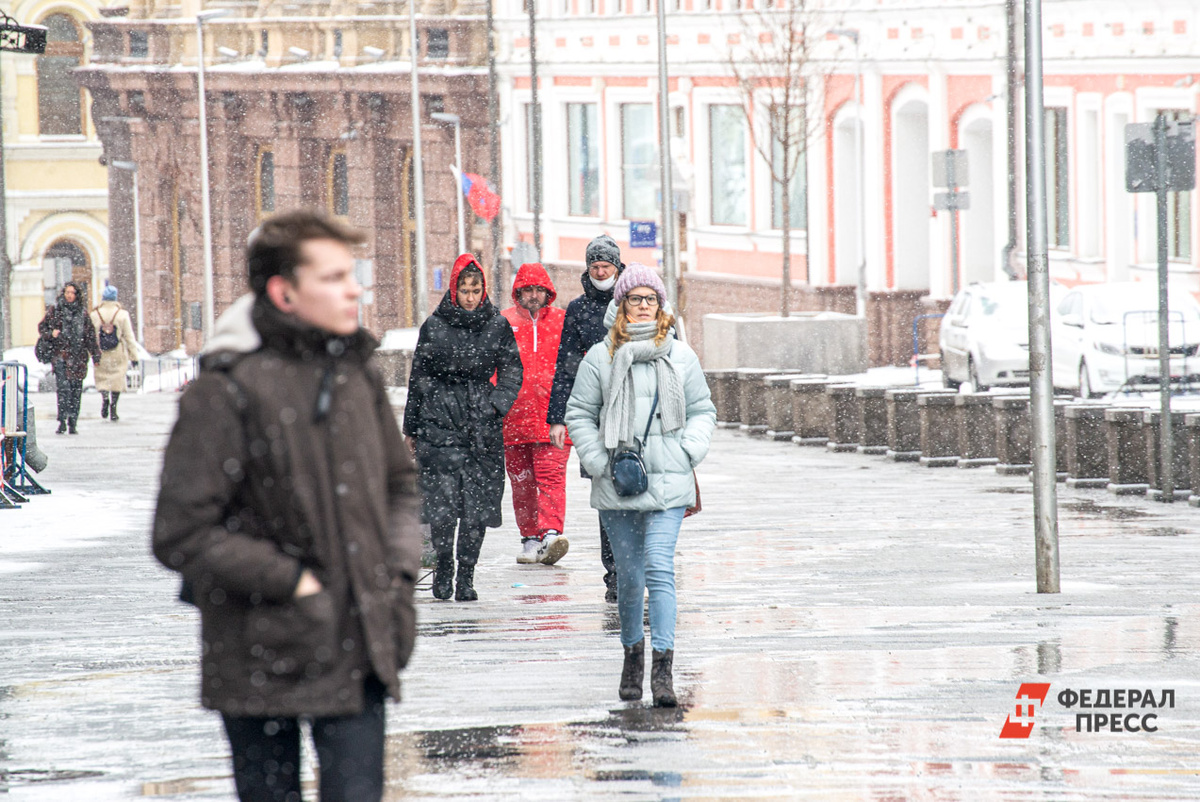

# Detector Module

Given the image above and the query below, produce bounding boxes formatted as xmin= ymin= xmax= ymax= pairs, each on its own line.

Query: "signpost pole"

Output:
xmin=1154 ymin=113 xmax=1174 ymax=502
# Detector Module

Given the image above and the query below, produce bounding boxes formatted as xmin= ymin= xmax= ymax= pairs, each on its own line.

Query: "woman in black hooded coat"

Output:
xmin=403 ymin=255 xmax=523 ymax=601
xmin=37 ymin=282 xmax=101 ymax=434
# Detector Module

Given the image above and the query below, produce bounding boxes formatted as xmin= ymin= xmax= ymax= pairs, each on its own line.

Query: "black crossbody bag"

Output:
xmin=610 ymin=389 xmax=658 ymax=497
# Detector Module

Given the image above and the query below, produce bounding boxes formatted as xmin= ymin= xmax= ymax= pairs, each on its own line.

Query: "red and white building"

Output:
xmin=494 ymin=0 xmax=1200 ymax=363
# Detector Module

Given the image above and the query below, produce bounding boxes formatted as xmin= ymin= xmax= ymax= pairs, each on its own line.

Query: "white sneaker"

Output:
xmin=537 ymin=532 xmax=569 ymax=565
xmin=516 ymin=538 xmax=540 ymax=564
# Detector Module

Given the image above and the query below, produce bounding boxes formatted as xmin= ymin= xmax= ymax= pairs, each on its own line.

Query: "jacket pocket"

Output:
xmin=244 ymin=590 xmax=338 ymax=681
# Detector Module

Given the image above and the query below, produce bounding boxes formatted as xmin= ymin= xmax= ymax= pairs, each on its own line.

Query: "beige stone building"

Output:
xmin=3 ymin=0 xmax=110 ymax=347
xmin=78 ymin=0 xmax=493 ymax=354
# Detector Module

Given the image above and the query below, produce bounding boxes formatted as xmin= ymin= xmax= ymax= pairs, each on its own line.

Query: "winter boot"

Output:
xmin=100 ymin=392 xmax=109 ymax=419
xmin=651 ymin=649 xmax=677 ymax=707
xmin=67 ymin=418 xmax=78 ymax=436
xmin=454 ymin=563 xmax=478 ymax=602
xmin=619 ymin=639 xmax=645 ymax=701
xmin=109 ymin=392 xmax=120 ymax=422
xmin=432 ymin=555 xmax=454 ymax=600
xmin=56 ymin=420 xmax=66 ymax=435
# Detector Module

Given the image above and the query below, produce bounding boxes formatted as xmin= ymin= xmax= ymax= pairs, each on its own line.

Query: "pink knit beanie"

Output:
xmin=612 ymin=262 xmax=667 ymax=307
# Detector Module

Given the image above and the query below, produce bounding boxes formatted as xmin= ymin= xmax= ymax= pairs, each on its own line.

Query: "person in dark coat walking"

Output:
xmin=37 ymin=282 xmax=100 ymax=434
xmin=547 ymin=234 xmax=624 ymax=601
xmin=153 ymin=211 xmax=423 ymax=802
xmin=404 ymin=254 xmax=523 ymax=602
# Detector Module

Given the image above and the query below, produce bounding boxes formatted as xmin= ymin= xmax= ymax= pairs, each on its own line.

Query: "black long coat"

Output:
xmin=38 ymin=295 xmax=100 ymax=382
xmin=403 ymin=289 xmax=523 ymax=531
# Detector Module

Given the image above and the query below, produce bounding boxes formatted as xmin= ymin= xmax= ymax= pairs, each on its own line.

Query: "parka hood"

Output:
xmin=449 ymin=253 xmax=487 ymax=307
xmin=511 ymin=262 xmax=557 ymax=306
xmin=201 ymin=293 xmax=260 ymax=364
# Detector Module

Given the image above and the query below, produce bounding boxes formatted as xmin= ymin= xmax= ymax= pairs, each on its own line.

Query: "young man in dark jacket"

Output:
xmin=547 ymin=234 xmax=624 ymax=602
xmin=153 ymin=211 xmax=422 ymax=802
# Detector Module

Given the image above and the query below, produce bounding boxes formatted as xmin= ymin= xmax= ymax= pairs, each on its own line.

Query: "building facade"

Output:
xmin=79 ymin=0 xmax=492 ymax=354
xmin=493 ymin=0 xmax=1200 ymax=363
xmin=3 ymin=0 xmax=110 ymax=347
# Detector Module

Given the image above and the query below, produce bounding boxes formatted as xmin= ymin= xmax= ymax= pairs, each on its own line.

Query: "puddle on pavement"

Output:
xmin=2 ymin=768 xmax=105 ymax=784
xmin=1061 ymin=499 xmax=1150 ymax=521
xmin=984 ymin=486 xmax=1030 ymax=494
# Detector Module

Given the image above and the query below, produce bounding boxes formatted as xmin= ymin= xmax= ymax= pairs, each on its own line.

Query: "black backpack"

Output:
xmin=97 ymin=308 xmax=120 ymax=351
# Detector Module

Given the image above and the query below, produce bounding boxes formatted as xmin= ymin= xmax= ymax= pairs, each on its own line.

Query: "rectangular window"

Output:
xmin=567 ymin=103 xmax=600 ymax=216
xmin=710 ymin=104 xmax=747 ymax=226
xmin=771 ymin=105 xmax=807 ymax=230
xmin=1161 ymin=109 xmax=1192 ymax=261
xmin=426 ymin=28 xmax=449 ymax=59
xmin=330 ymin=152 xmax=349 ymax=216
xmin=129 ymin=30 xmax=149 ymax=59
xmin=1045 ymin=107 xmax=1070 ymax=248
xmin=257 ymin=150 xmax=275 ymax=216
xmin=621 ymin=103 xmax=656 ymax=220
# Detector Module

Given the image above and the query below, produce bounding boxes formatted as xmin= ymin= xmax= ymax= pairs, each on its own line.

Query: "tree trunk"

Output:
xmin=780 ymin=176 xmax=791 ymax=318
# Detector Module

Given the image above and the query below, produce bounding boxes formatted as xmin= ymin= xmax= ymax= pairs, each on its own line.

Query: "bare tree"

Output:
xmin=728 ymin=0 xmax=830 ymax=318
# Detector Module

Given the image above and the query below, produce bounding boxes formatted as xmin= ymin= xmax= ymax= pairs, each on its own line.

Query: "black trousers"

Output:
xmin=53 ymin=368 xmax=82 ymax=423
xmin=221 ymin=676 xmax=387 ymax=802
xmin=431 ymin=520 xmax=485 ymax=566
xmin=599 ymin=515 xmax=616 ymax=590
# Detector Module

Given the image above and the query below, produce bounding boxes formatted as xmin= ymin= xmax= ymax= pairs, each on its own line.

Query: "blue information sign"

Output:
xmin=629 ymin=221 xmax=657 ymax=249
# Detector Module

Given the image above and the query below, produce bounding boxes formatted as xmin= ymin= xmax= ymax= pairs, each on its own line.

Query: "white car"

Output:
xmin=1051 ymin=282 xmax=1200 ymax=397
xmin=939 ymin=281 xmax=1050 ymax=390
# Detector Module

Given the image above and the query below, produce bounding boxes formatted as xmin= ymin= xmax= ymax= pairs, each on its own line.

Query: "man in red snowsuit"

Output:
xmin=502 ymin=263 xmax=572 ymax=566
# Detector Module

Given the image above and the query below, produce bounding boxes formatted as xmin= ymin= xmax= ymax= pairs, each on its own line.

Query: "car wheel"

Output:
xmin=1079 ymin=361 xmax=1098 ymax=399
xmin=941 ymin=354 xmax=960 ymax=389
xmin=969 ymin=358 xmax=988 ymax=392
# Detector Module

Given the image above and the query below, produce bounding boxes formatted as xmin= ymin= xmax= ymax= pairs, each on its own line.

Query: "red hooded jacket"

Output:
xmin=502 ymin=263 xmax=569 ymax=446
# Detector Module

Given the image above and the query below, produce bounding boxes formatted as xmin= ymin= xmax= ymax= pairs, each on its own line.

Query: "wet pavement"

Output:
xmin=5 ymin=390 xmax=1200 ymax=800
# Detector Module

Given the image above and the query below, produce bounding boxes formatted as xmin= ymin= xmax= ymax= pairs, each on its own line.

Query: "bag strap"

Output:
xmin=637 ymin=388 xmax=659 ymax=448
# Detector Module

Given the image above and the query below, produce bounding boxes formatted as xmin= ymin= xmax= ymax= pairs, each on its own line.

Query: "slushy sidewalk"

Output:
xmin=3 ymin=390 xmax=1200 ymax=800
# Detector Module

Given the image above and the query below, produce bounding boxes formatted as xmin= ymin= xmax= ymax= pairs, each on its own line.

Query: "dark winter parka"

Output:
xmin=546 ymin=266 xmax=624 ymax=426
xmin=37 ymin=285 xmax=101 ymax=382
xmin=153 ymin=297 xmax=423 ymax=719
xmin=403 ymin=255 xmax=523 ymax=531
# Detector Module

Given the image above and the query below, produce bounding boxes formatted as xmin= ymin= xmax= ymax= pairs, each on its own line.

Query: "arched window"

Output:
xmin=37 ymin=14 xmax=84 ymax=136
xmin=328 ymin=150 xmax=349 ymax=217
xmin=256 ymin=148 xmax=275 ymax=218
xmin=44 ymin=239 xmax=91 ymax=301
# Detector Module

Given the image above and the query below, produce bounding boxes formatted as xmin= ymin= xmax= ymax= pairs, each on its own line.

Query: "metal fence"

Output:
xmin=128 ymin=357 xmax=200 ymax=394
xmin=1 ymin=361 xmax=49 ymax=508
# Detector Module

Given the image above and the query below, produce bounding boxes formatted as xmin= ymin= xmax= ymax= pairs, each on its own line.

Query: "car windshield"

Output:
xmin=1090 ymin=292 xmax=1200 ymax=325
xmin=975 ymin=289 xmax=1028 ymax=326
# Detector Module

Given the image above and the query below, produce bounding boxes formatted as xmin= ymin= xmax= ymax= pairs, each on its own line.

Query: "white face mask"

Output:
xmin=590 ymin=273 xmax=617 ymax=292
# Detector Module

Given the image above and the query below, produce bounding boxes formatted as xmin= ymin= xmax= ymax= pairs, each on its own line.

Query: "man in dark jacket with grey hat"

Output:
xmin=153 ymin=210 xmax=422 ymax=802
xmin=548 ymin=233 xmax=624 ymax=602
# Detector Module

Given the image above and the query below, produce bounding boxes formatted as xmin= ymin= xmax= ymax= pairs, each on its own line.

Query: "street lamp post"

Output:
xmin=111 ymin=161 xmax=144 ymax=343
xmin=431 ymin=112 xmax=465 ymax=254
xmin=409 ymin=1 xmax=429 ymax=322
xmin=655 ymin=0 xmax=677 ymax=308
xmin=196 ymin=8 xmax=228 ymax=343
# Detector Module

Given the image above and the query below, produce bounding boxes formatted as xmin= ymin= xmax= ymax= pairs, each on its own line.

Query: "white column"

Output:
xmin=862 ymin=67 xmax=886 ymax=291
xmin=927 ymin=66 xmax=950 ymax=298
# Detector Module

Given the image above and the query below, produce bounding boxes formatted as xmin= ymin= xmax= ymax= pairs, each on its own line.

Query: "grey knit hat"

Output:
xmin=585 ymin=234 xmax=621 ymax=269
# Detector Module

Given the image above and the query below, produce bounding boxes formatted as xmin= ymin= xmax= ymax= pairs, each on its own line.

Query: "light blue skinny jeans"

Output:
xmin=599 ymin=507 xmax=687 ymax=652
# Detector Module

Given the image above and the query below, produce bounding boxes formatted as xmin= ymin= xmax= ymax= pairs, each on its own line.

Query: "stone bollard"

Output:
xmin=918 ymin=392 xmax=960 ymax=467
xmin=955 ymin=393 xmax=1000 ymax=469
xmin=1065 ymin=403 xmax=1110 ymax=488
xmin=736 ymin=368 xmax=776 ymax=435
xmin=886 ymin=388 xmax=953 ymax=461
xmin=707 ymin=369 xmax=740 ymax=428
xmin=1105 ymin=408 xmax=1150 ymax=495
xmin=1186 ymin=415 xmax=1200 ymax=507
xmin=855 ymin=387 xmax=890 ymax=455
xmin=1143 ymin=410 xmax=1191 ymax=502
xmin=790 ymin=377 xmax=835 ymax=446
xmin=993 ymin=396 xmax=1032 ymax=475
xmin=825 ymin=384 xmax=862 ymax=452
xmin=764 ymin=373 xmax=814 ymax=440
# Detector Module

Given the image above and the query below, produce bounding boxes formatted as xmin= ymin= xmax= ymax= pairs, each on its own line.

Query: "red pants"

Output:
xmin=505 ymin=442 xmax=570 ymax=540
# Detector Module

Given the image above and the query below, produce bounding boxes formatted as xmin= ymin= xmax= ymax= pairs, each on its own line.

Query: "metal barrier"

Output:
xmin=1 ymin=361 xmax=49 ymax=508
xmin=130 ymin=357 xmax=200 ymax=393
xmin=912 ymin=313 xmax=946 ymax=386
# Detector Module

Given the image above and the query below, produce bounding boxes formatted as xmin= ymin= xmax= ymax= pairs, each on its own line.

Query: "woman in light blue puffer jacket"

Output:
xmin=564 ymin=263 xmax=716 ymax=707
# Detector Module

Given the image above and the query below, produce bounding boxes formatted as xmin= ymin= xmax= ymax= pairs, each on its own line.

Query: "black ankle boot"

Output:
xmin=651 ymin=649 xmax=677 ymax=707
xmin=100 ymin=394 xmax=109 ymax=419
xmin=619 ymin=639 xmax=645 ymax=701
xmin=455 ymin=563 xmax=478 ymax=602
xmin=68 ymin=418 xmax=78 ymax=435
xmin=56 ymin=420 xmax=66 ymax=435
xmin=109 ymin=393 xmax=120 ymax=422
xmin=432 ymin=555 xmax=454 ymax=600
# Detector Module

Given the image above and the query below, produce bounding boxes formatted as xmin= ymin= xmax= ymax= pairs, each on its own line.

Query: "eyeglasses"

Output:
xmin=625 ymin=294 xmax=659 ymax=307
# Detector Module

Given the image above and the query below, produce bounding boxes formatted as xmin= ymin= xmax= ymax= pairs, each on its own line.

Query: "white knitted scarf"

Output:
xmin=600 ymin=312 xmax=686 ymax=450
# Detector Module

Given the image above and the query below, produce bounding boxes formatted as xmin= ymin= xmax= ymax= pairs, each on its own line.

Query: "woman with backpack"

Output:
xmin=563 ymin=263 xmax=716 ymax=707
xmin=90 ymin=285 xmax=139 ymax=421
xmin=37 ymin=282 xmax=100 ymax=434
